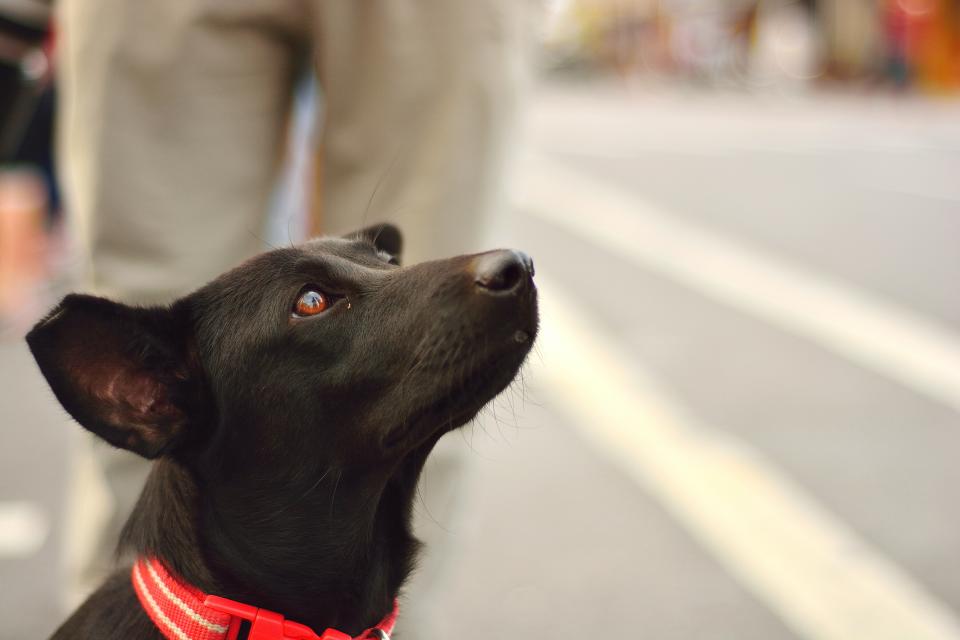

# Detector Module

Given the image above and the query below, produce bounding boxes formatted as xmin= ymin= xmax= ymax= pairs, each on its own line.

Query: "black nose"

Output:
xmin=474 ymin=250 xmax=533 ymax=294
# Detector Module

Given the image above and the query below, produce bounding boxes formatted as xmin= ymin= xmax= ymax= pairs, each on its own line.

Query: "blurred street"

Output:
xmin=3 ymin=83 xmax=960 ymax=639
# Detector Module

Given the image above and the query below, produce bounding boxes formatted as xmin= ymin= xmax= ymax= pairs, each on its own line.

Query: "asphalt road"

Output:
xmin=2 ymin=82 xmax=958 ymax=639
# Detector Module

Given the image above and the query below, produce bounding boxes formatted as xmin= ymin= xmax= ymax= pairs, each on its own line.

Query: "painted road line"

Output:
xmin=0 ymin=501 xmax=48 ymax=557
xmin=534 ymin=277 xmax=960 ymax=640
xmin=518 ymin=156 xmax=960 ymax=415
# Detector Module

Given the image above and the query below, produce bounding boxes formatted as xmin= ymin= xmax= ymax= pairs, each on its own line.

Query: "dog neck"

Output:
xmin=121 ymin=437 xmax=439 ymax=636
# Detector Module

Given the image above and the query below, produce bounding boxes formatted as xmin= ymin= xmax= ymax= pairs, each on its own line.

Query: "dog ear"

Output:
xmin=348 ymin=223 xmax=403 ymax=265
xmin=26 ymin=294 xmax=198 ymax=459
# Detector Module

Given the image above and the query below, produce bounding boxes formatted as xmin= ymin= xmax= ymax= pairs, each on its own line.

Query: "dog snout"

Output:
xmin=473 ymin=250 xmax=534 ymax=295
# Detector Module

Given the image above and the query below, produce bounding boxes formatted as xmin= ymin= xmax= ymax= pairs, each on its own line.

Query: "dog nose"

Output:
xmin=473 ymin=250 xmax=533 ymax=294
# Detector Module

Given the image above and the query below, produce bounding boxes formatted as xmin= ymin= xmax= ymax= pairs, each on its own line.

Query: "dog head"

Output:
xmin=27 ymin=224 xmax=537 ymax=471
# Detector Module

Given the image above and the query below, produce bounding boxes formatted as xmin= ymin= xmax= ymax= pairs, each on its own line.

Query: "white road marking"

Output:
xmin=535 ymin=135 xmax=941 ymax=158
xmin=534 ymin=278 xmax=960 ymax=640
xmin=0 ymin=501 xmax=49 ymax=557
xmin=866 ymin=183 xmax=960 ymax=203
xmin=518 ymin=156 xmax=960 ymax=415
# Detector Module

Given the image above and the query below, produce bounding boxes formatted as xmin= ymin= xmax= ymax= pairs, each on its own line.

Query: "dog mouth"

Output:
xmin=381 ymin=335 xmax=533 ymax=453
xmin=378 ymin=262 xmax=539 ymax=455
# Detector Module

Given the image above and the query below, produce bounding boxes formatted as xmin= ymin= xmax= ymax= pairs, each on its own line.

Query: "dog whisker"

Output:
xmin=246 ymin=226 xmax=280 ymax=251
xmin=286 ymin=214 xmax=299 ymax=248
xmin=362 ymin=144 xmax=406 ymax=228
xmin=413 ymin=482 xmax=452 ymax=534
xmin=273 ymin=467 xmax=334 ymax=517
xmin=328 ymin=469 xmax=343 ymax=517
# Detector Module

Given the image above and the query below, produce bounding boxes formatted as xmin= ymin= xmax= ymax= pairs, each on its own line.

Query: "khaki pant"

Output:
xmin=56 ymin=0 xmax=534 ymax=634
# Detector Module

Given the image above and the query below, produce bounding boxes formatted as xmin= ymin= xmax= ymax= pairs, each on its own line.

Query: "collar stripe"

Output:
xmin=144 ymin=561 xmax=230 ymax=633
xmin=133 ymin=561 xmax=196 ymax=640
xmin=133 ymin=559 xmax=232 ymax=640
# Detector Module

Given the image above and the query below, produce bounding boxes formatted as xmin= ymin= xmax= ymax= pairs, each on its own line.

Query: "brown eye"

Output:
xmin=293 ymin=289 xmax=329 ymax=317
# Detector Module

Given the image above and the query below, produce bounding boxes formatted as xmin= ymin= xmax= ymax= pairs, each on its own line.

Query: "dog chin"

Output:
xmin=381 ymin=284 xmax=538 ymax=456
xmin=380 ymin=345 xmax=532 ymax=455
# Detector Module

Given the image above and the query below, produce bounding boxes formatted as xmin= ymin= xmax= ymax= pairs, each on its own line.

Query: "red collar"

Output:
xmin=132 ymin=557 xmax=399 ymax=640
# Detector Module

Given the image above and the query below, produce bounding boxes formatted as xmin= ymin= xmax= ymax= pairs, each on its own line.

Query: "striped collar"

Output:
xmin=132 ymin=557 xmax=398 ymax=640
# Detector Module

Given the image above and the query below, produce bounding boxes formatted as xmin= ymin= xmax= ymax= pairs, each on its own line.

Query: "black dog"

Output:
xmin=27 ymin=225 xmax=537 ymax=639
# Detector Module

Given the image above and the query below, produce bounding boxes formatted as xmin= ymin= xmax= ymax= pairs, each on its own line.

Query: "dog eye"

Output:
xmin=293 ymin=289 xmax=329 ymax=317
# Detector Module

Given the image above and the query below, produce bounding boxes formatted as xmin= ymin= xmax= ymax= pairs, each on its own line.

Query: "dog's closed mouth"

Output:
xmin=381 ymin=354 xmax=526 ymax=452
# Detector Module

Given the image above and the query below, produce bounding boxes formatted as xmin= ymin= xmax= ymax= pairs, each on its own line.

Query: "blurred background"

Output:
xmin=2 ymin=0 xmax=959 ymax=638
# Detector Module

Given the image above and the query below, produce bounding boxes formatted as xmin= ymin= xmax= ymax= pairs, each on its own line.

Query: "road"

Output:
xmin=2 ymin=82 xmax=959 ymax=639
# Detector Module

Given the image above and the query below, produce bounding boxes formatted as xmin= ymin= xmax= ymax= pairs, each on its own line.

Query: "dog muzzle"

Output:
xmin=132 ymin=556 xmax=398 ymax=640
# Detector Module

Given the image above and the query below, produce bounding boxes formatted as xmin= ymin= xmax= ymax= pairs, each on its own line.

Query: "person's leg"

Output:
xmin=56 ymin=0 xmax=308 ymax=608
xmin=58 ymin=0 xmax=310 ymax=303
xmin=311 ymin=2 xmax=536 ymax=635
xmin=312 ymin=0 xmax=535 ymax=264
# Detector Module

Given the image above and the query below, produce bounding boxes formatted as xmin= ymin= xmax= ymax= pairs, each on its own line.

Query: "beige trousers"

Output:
xmin=56 ymin=0 xmax=534 ymax=634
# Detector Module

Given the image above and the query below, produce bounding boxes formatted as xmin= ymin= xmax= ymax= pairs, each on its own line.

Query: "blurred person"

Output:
xmin=55 ymin=0 xmax=535 ymax=636
xmin=883 ymin=0 xmax=960 ymax=91
xmin=0 ymin=167 xmax=48 ymax=327
xmin=0 ymin=1 xmax=57 ymax=331
xmin=814 ymin=0 xmax=884 ymax=82
xmin=0 ymin=0 xmax=48 ymax=133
